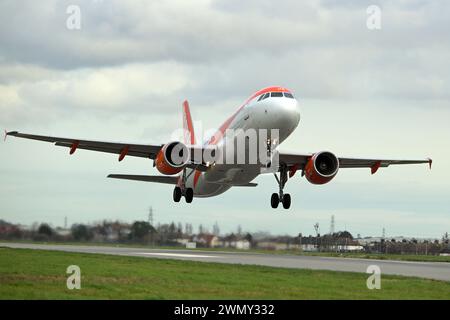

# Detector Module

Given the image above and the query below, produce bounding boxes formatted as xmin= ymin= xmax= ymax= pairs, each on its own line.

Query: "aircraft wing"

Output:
xmin=5 ymin=130 xmax=211 ymax=171
xmin=278 ymin=152 xmax=432 ymax=175
xmin=6 ymin=131 xmax=161 ymax=160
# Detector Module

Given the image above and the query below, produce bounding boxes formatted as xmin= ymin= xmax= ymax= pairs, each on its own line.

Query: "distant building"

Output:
xmin=54 ymin=228 xmax=71 ymax=237
xmin=194 ymin=234 xmax=219 ymax=248
xmin=256 ymin=236 xmax=303 ymax=251
xmin=91 ymin=221 xmax=131 ymax=242
xmin=221 ymin=234 xmax=251 ymax=250
xmin=175 ymin=238 xmax=191 ymax=246
xmin=0 ymin=222 xmax=21 ymax=239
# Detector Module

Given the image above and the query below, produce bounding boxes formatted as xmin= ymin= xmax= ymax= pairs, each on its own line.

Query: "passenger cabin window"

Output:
xmin=284 ymin=92 xmax=294 ymax=98
xmin=271 ymin=92 xmax=283 ymax=97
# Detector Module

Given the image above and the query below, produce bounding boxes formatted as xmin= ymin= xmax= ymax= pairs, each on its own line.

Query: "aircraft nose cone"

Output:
xmin=272 ymin=99 xmax=300 ymax=135
xmin=284 ymin=99 xmax=300 ymax=124
xmin=253 ymin=98 xmax=300 ymax=142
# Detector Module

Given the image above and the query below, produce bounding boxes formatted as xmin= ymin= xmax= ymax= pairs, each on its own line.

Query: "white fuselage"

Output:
xmin=184 ymin=91 xmax=301 ymax=197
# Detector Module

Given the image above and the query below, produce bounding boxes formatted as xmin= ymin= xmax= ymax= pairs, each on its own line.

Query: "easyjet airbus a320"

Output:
xmin=5 ymin=86 xmax=431 ymax=209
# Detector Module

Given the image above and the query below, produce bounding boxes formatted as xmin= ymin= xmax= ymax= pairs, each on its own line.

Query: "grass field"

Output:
xmin=2 ymin=240 xmax=449 ymax=263
xmin=0 ymin=248 xmax=449 ymax=299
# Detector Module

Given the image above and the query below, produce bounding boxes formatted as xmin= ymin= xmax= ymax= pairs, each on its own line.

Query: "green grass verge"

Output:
xmin=1 ymin=240 xmax=449 ymax=263
xmin=0 ymin=248 xmax=449 ymax=299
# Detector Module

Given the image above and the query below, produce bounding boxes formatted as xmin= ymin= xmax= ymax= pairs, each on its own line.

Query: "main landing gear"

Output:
xmin=271 ymin=164 xmax=291 ymax=209
xmin=173 ymin=186 xmax=193 ymax=203
xmin=173 ymin=168 xmax=194 ymax=203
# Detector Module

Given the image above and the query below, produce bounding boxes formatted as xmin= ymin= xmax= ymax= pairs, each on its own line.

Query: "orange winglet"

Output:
xmin=289 ymin=164 xmax=299 ymax=178
xmin=69 ymin=140 xmax=79 ymax=155
xmin=118 ymin=145 xmax=129 ymax=162
xmin=371 ymin=161 xmax=382 ymax=175
xmin=428 ymin=158 xmax=433 ymax=170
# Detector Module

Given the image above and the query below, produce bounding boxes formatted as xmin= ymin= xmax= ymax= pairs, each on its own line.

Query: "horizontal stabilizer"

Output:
xmin=234 ymin=183 xmax=258 ymax=187
xmin=107 ymin=174 xmax=178 ymax=184
xmin=210 ymin=182 xmax=258 ymax=187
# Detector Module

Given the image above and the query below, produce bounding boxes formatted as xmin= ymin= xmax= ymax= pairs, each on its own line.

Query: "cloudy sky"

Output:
xmin=1 ymin=0 xmax=449 ymax=238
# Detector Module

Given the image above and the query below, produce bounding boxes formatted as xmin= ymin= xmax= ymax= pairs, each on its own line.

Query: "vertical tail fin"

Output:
xmin=182 ymin=100 xmax=196 ymax=145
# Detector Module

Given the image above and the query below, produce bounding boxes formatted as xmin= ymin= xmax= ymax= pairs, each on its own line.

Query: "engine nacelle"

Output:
xmin=305 ymin=151 xmax=339 ymax=185
xmin=155 ymin=141 xmax=190 ymax=175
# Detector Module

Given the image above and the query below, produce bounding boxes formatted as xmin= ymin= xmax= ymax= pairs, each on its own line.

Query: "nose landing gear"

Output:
xmin=271 ymin=164 xmax=291 ymax=209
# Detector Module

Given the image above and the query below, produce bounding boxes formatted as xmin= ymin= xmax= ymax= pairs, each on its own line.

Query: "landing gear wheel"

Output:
xmin=271 ymin=193 xmax=279 ymax=208
xmin=282 ymin=193 xmax=291 ymax=209
xmin=173 ymin=186 xmax=182 ymax=202
xmin=271 ymin=164 xmax=293 ymax=209
xmin=185 ymin=188 xmax=194 ymax=203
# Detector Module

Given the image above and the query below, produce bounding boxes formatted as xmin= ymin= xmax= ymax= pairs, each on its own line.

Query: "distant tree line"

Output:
xmin=0 ymin=219 xmax=449 ymax=255
xmin=365 ymin=238 xmax=448 ymax=255
xmin=0 ymin=219 xmax=202 ymax=246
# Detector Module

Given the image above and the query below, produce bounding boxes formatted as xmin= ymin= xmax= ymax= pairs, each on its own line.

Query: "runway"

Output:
xmin=1 ymin=242 xmax=449 ymax=281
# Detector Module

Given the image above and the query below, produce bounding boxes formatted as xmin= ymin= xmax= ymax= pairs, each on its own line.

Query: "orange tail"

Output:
xmin=182 ymin=100 xmax=196 ymax=145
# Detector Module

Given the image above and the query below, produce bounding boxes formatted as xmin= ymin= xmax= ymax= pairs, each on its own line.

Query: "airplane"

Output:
xmin=5 ymin=86 xmax=432 ymax=209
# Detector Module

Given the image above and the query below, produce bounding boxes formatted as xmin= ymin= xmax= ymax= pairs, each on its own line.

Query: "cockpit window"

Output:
xmin=261 ymin=92 xmax=270 ymax=100
xmin=271 ymin=92 xmax=283 ymax=98
xmin=257 ymin=91 xmax=294 ymax=102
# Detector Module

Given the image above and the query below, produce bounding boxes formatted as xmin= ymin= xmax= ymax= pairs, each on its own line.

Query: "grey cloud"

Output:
xmin=1 ymin=0 xmax=447 ymax=69
xmin=0 ymin=0 xmax=449 ymax=103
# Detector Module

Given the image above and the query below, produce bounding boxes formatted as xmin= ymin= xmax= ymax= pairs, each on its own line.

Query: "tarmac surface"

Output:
xmin=1 ymin=242 xmax=449 ymax=281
